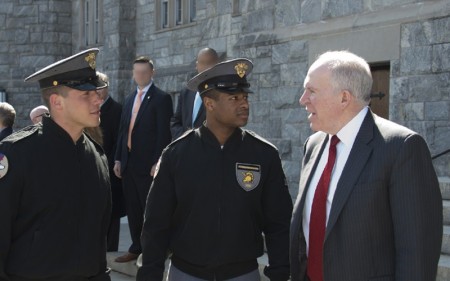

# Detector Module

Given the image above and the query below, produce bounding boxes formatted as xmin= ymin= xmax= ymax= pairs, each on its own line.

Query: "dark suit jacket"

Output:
xmin=100 ymin=96 xmax=125 ymax=218
xmin=0 ymin=127 xmax=12 ymax=142
xmin=170 ymin=88 xmax=205 ymax=140
xmin=115 ymin=84 xmax=173 ymax=175
xmin=290 ymin=111 xmax=442 ymax=281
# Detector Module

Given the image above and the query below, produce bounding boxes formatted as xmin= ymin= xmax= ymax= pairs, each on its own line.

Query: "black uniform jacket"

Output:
xmin=0 ymin=117 xmax=111 ymax=281
xmin=100 ymin=96 xmax=125 ymax=218
xmin=137 ymin=126 xmax=293 ymax=281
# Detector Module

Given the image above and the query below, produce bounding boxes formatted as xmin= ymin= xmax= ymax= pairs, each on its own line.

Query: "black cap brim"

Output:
xmin=65 ymin=76 xmax=107 ymax=91
xmin=213 ymin=87 xmax=253 ymax=95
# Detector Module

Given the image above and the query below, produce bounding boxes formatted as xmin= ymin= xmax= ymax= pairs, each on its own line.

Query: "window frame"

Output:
xmin=156 ymin=0 xmax=196 ymax=31
xmin=81 ymin=0 xmax=103 ymax=47
xmin=189 ymin=0 xmax=196 ymax=22
xmin=175 ymin=0 xmax=183 ymax=26
xmin=161 ymin=0 xmax=169 ymax=28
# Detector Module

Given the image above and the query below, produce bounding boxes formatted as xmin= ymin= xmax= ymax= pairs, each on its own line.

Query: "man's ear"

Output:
xmin=340 ymin=90 xmax=353 ymax=108
xmin=49 ymin=93 xmax=63 ymax=110
xmin=203 ymin=96 xmax=215 ymax=111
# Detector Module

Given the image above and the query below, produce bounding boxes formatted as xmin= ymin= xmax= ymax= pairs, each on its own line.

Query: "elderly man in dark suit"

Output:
xmin=114 ymin=56 xmax=173 ymax=263
xmin=290 ymin=51 xmax=442 ymax=281
xmin=96 ymin=72 xmax=126 ymax=252
xmin=170 ymin=48 xmax=219 ymax=139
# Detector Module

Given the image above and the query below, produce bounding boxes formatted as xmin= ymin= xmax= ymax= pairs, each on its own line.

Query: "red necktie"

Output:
xmin=127 ymin=89 xmax=144 ymax=149
xmin=307 ymin=135 xmax=340 ymax=281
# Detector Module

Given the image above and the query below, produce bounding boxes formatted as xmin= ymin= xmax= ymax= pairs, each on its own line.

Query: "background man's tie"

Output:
xmin=192 ymin=91 xmax=202 ymax=127
xmin=127 ymin=89 xmax=144 ymax=149
xmin=307 ymin=135 xmax=340 ymax=281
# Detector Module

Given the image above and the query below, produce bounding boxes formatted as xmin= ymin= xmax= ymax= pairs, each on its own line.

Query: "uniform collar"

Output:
xmin=199 ymin=125 xmax=244 ymax=151
xmin=42 ymin=116 xmax=86 ymax=146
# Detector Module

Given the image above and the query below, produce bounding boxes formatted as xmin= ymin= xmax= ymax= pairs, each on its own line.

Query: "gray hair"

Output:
xmin=96 ymin=71 xmax=109 ymax=85
xmin=312 ymin=51 xmax=373 ymax=105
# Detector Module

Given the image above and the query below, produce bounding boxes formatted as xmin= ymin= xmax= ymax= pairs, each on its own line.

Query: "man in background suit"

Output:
xmin=290 ymin=51 xmax=442 ymax=281
xmin=170 ymin=48 xmax=219 ymax=139
xmin=114 ymin=56 xmax=173 ymax=262
xmin=0 ymin=102 xmax=15 ymax=142
xmin=97 ymin=72 xmax=125 ymax=252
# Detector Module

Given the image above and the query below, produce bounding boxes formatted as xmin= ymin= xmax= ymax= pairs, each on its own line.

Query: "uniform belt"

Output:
xmin=171 ymin=255 xmax=258 ymax=281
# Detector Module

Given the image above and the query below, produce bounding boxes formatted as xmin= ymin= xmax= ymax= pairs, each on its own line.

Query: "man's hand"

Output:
xmin=113 ymin=161 xmax=122 ymax=178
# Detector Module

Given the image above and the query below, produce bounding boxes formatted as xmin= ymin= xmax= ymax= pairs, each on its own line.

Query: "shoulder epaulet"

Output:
xmin=167 ymin=129 xmax=195 ymax=148
xmin=244 ymin=130 xmax=278 ymax=150
xmin=1 ymin=125 xmax=39 ymax=144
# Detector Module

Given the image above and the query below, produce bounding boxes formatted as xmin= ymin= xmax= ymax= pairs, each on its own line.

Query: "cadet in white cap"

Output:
xmin=137 ymin=58 xmax=292 ymax=281
xmin=0 ymin=48 xmax=112 ymax=281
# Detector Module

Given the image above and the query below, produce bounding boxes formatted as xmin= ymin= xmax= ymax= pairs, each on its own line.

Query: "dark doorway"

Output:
xmin=370 ymin=64 xmax=390 ymax=119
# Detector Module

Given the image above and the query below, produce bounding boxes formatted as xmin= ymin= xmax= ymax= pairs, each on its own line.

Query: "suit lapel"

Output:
xmin=325 ymin=111 xmax=375 ymax=239
xmin=134 ymin=84 xmax=155 ymax=126
xmin=123 ymin=92 xmax=135 ymax=127
xmin=100 ymin=97 xmax=112 ymax=114
xmin=194 ymin=105 xmax=205 ymax=125
xmin=186 ymin=90 xmax=196 ymax=125
xmin=292 ymin=133 xmax=328 ymax=242
xmin=298 ymin=135 xmax=328 ymax=212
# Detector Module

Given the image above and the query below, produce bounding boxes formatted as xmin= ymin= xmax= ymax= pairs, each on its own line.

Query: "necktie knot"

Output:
xmin=330 ymin=135 xmax=340 ymax=148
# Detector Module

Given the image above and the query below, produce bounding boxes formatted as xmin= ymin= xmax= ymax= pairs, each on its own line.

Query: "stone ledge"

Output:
xmin=438 ymin=254 xmax=450 ymax=281
xmin=107 ymin=252 xmax=139 ymax=277
xmin=443 ymin=200 xmax=450 ymax=225
xmin=439 ymin=177 xmax=450 ymax=200
xmin=443 ymin=226 xmax=450 ymax=255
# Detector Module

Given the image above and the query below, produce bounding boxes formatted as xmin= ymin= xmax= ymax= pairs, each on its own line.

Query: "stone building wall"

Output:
xmin=0 ymin=0 xmax=72 ymax=129
xmin=0 ymin=0 xmax=449 ymax=198
xmin=393 ymin=16 xmax=450 ymax=177
xmin=134 ymin=0 xmax=450 ymax=198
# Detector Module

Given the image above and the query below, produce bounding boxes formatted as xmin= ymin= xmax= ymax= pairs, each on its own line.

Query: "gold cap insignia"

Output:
xmin=85 ymin=52 xmax=96 ymax=69
xmin=235 ymin=62 xmax=248 ymax=78
xmin=204 ymin=84 xmax=209 ymax=89
xmin=53 ymin=81 xmax=58 ymax=86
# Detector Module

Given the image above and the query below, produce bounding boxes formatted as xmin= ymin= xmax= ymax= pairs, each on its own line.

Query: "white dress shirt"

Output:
xmin=303 ymin=106 xmax=369 ymax=253
xmin=132 ymin=81 xmax=153 ymax=110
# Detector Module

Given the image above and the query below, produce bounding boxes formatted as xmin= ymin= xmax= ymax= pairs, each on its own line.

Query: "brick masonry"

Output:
xmin=1 ymin=0 xmax=449 ymax=198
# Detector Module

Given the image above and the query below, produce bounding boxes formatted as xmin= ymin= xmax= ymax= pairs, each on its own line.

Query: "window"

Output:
xmin=84 ymin=1 xmax=90 ymax=46
xmin=94 ymin=0 xmax=100 ymax=43
xmin=162 ymin=0 xmax=169 ymax=28
xmin=175 ymin=0 xmax=182 ymax=25
xmin=232 ymin=0 xmax=240 ymax=16
xmin=189 ymin=0 xmax=196 ymax=22
xmin=82 ymin=0 xmax=103 ymax=46
xmin=157 ymin=0 xmax=196 ymax=30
